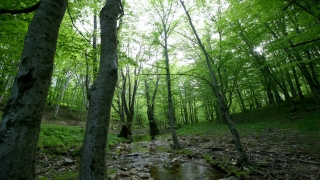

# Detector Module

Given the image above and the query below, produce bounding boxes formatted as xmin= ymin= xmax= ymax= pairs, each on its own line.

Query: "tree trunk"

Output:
xmin=163 ymin=22 xmax=180 ymax=149
xmin=53 ymin=71 xmax=72 ymax=118
xmin=118 ymin=64 xmax=140 ymax=141
xmin=145 ymin=77 xmax=160 ymax=138
xmin=0 ymin=0 xmax=67 ymax=179
xmin=180 ymin=0 xmax=249 ymax=166
xmin=237 ymin=89 xmax=247 ymax=112
xmin=0 ymin=76 xmax=13 ymax=104
xmin=292 ymin=66 xmax=304 ymax=100
xmin=79 ymin=0 xmax=120 ymax=179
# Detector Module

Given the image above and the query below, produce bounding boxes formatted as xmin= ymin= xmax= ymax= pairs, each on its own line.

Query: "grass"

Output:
xmin=36 ymin=124 xmax=128 ymax=180
xmin=176 ymin=101 xmax=320 ymax=137
xmin=38 ymin=124 xmax=128 ymax=156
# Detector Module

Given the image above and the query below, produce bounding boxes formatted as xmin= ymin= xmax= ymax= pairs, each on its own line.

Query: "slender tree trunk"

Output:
xmin=54 ymin=71 xmax=72 ymax=118
xmin=163 ymin=22 xmax=180 ymax=149
xmin=180 ymin=0 xmax=249 ymax=166
xmin=292 ymin=66 xmax=304 ymax=99
xmin=295 ymin=53 xmax=320 ymax=103
xmin=92 ymin=12 xmax=98 ymax=78
xmin=237 ymin=89 xmax=247 ymax=112
xmin=285 ymin=71 xmax=298 ymax=99
xmin=0 ymin=76 xmax=13 ymax=104
xmin=0 ymin=0 xmax=67 ymax=179
xmin=145 ymin=76 xmax=160 ymax=137
xmin=118 ymin=65 xmax=140 ymax=141
xmin=79 ymin=0 xmax=120 ymax=179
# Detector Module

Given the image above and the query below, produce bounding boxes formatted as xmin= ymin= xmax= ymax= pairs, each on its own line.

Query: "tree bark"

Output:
xmin=118 ymin=64 xmax=140 ymax=141
xmin=163 ymin=21 xmax=180 ymax=149
xmin=145 ymin=74 xmax=160 ymax=137
xmin=79 ymin=0 xmax=120 ymax=179
xmin=0 ymin=0 xmax=67 ymax=179
xmin=180 ymin=0 xmax=249 ymax=166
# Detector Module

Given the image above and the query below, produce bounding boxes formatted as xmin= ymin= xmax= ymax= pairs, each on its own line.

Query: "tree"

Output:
xmin=144 ymin=67 xmax=161 ymax=138
xmin=151 ymin=0 xmax=181 ymax=148
xmin=118 ymin=62 xmax=141 ymax=141
xmin=180 ymin=0 xmax=249 ymax=166
xmin=0 ymin=0 xmax=68 ymax=179
xmin=79 ymin=0 xmax=122 ymax=179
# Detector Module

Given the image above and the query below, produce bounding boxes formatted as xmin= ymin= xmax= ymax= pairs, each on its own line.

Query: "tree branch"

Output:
xmin=67 ymin=4 xmax=92 ymax=45
xmin=282 ymin=1 xmax=295 ymax=11
xmin=0 ymin=1 xmax=41 ymax=14
xmin=289 ymin=38 xmax=320 ymax=47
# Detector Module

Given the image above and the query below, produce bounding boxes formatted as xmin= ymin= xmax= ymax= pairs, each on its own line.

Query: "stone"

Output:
xmin=62 ymin=157 xmax=74 ymax=165
xmin=171 ymin=157 xmax=180 ymax=164
xmin=120 ymin=167 xmax=128 ymax=171
xmin=118 ymin=171 xmax=131 ymax=177
xmin=219 ymin=176 xmax=237 ymax=180
xmin=139 ymin=172 xmax=150 ymax=179
xmin=108 ymin=173 xmax=116 ymax=180
xmin=115 ymin=172 xmax=131 ymax=180
xmin=163 ymin=163 xmax=173 ymax=170
xmin=129 ymin=168 xmax=137 ymax=175
xmin=121 ymin=151 xmax=129 ymax=156
xmin=143 ymin=167 xmax=150 ymax=172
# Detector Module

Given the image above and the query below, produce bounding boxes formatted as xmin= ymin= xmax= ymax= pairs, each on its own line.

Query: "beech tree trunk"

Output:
xmin=79 ymin=0 xmax=120 ymax=179
xmin=180 ymin=0 xmax=249 ymax=166
xmin=0 ymin=0 xmax=67 ymax=179
xmin=163 ymin=22 xmax=180 ymax=149
xmin=145 ymin=76 xmax=160 ymax=137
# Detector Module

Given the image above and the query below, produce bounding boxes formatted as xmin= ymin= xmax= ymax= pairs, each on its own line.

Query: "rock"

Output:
xmin=119 ymin=172 xmax=131 ymax=177
xmin=108 ymin=173 xmax=116 ymax=180
xmin=127 ymin=153 xmax=140 ymax=157
xmin=143 ymin=167 xmax=150 ymax=172
xmin=219 ymin=176 xmax=237 ymax=180
xmin=121 ymin=151 xmax=129 ymax=156
xmin=139 ymin=172 xmax=150 ymax=179
xmin=171 ymin=157 xmax=180 ymax=164
xmin=120 ymin=167 xmax=128 ymax=171
xmin=115 ymin=172 xmax=131 ymax=180
xmin=62 ymin=157 xmax=74 ymax=165
xmin=144 ymin=162 xmax=153 ymax=168
xmin=163 ymin=163 xmax=173 ymax=170
xmin=129 ymin=168 xmax=137 ymax=175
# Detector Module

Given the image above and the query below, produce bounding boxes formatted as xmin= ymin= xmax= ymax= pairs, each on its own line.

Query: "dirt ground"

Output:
xmin=177 ymin=129 xmax=320 ymax=179
xmin=1 ymin=104 xmax=319 ymax=179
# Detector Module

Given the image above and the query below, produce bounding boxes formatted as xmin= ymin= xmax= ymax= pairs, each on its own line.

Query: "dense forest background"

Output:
xmin=0 ymin=0 xmax=320 ymax=179
xmin=1 ymin=0 xmax=319 ymax=126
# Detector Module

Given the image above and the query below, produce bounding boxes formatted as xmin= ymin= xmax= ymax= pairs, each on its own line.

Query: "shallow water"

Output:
xmin=129 ymin=134 xmax=225 ymax=180
xmin=151 ymin=162 xmax=225 ymax=180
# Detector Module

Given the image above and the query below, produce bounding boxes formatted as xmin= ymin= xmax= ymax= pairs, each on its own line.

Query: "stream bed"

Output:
xmin=109 ymin=134 xmax=226 ymax=180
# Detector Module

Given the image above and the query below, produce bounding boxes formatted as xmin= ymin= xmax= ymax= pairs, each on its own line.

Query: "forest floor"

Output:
xmin=0 ymin=100 xmax=319 ymax=179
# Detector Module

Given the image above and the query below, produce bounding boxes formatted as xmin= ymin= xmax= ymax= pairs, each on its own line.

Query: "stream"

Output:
xmin=109 ymin=134 xmax=226 ymax=180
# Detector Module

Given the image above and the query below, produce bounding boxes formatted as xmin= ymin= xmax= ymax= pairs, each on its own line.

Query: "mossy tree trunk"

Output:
xmin=0 ymin=0 xmax=67 ymax=179
xmin=79 ymin=0 xmax=121 ymax=179
xmin=144 ymin=73 xmax=160 ymax=138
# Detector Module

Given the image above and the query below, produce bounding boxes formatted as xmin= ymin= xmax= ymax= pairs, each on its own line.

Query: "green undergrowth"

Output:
xmin=174 ymin=100 xmax=320 ymax=179
xmin=38 ymin=124 xmax=127 ymax=156
xmin=177 ymin=101 xmax=320 ymax=137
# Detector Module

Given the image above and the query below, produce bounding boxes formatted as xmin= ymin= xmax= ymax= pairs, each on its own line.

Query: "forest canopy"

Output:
xmin=0 ymin=0 xmax=319 ymax=178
